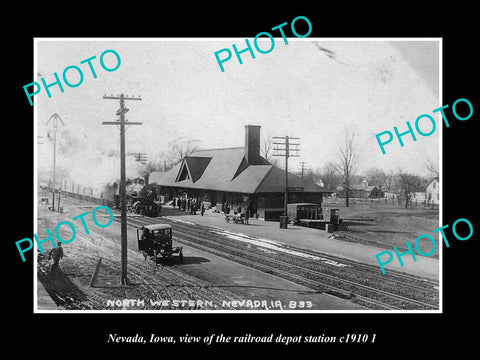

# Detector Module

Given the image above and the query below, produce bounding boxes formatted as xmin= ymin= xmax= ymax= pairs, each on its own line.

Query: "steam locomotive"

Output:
xmin=118 ymin=183 xmax=162 ymax=217
xmin=40 ymin=177 xmax=162 ymax=217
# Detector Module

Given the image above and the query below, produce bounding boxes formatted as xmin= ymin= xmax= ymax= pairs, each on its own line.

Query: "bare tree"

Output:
xmin=317 ymin=162 xmax=340 ymax=190
xmin=364 ymin=167 xmax=396 ymax=192
xmin=365 ymin=167 xmax=387 ymax=189
xmin=396 ymin=169 xmax=423 ymax=208
xmin=383 ymin=169 xmax=395 ymax=192
xmin=261 ymin=136 xmax=280 ymax=166
xmin=425 ymin=158 xmax=439 ymax=178
xmin=335 ymin=130 xmax=359 ymax=207
xmin=151 ymin=137 xmax=201 ymax=172
xmin=171 ymin=137 xmax=200 ymax=163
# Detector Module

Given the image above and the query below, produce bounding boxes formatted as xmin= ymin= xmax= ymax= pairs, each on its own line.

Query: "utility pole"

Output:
xmin=57 ymin=179 xmax=62 ymax=212
xmin=102 ymin=94 xmax=142 ymax=286
xmin=299 ymin=161 xmax=306 ymax=179
xmin=46 ymin=113 xmax=64 ymax=211
xmin=273 ymin=136 xmax=300 ymax=225
xmin=129 ymin=151 xmax=148 ymax=165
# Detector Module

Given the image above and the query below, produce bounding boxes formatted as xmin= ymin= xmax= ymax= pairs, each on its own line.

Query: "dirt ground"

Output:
xmin=323 ymin=199 xmax=440 ymax=258
xmin=36 ymin=199 xmax=244 ymax=310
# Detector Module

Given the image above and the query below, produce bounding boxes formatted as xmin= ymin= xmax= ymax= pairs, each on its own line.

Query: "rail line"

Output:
xmin=119 ymin=215 xmax=438 ymax=310
xmin=139 ymin=215 xmax=439 ymax=294
xmin=205 ymin=223 xmax=439 ymax=294
xmin=46 ymin=193 xmax=439 ymax=310
xmin=252 ymin=234 xmax=439 ymax=293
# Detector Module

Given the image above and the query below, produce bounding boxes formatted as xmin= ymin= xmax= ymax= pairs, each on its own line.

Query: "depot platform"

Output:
xmin=160 ymin=206 xmax=440 ymax=281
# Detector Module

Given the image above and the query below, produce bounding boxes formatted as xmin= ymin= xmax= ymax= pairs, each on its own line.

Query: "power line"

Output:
xmin=46 ymin=113 xmax=64 ymax=211
xmin=299 ymin=161 xmax=307 ymax=179
xmin=273 ymin=135 xmax=300 ymax=228
xmin=102 ymin=93 xmax=142 ymax=286
xmin=129 ymin=151 xmax=149 ymax=165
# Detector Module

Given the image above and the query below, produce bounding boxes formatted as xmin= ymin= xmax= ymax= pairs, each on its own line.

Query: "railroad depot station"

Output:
xmin=149 ymin=125 xmax=330 ymax=221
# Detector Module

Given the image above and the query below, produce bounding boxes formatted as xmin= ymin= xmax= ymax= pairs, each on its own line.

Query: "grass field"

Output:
xmin=323 ymin=199 xmax=440 ymax=258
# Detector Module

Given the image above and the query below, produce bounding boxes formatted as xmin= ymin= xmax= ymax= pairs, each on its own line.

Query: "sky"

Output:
xmin=35 ymin=38 xmax=440 ymax=187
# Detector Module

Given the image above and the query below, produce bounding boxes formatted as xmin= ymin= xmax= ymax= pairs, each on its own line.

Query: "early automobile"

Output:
xmin=137 ymin=224 xmax=183 ymax=264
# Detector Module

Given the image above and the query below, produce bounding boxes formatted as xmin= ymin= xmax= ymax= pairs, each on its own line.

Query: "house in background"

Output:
xmin=337 ymin=180 xmax=383 ymax=199
xmin=364 ymin=185 xmax=383 ymax=198
xmin=425 ymin=177 xmax=440 ymax=204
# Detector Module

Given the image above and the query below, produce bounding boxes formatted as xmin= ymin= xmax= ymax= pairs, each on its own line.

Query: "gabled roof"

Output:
xmin=184 ymin=156 xmax=211 ymax=183
xmin=425 ymin=177 xmax=440 ymax=188
xmin=254 ymin=166 xmax=325 ymax=193
xmin=149 ymin=147 xmax=328 ymax=194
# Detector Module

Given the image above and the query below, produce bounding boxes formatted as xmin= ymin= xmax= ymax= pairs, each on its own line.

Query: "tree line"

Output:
xmin=143 ymin=132 xmax=439 ymax=209
xmin=299 ymin=131 xmax=438 ymax=208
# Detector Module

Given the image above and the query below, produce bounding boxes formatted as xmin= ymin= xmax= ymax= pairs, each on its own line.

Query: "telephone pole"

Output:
xmin=299 ymin=161 xmax=307 ymax=179
xmin=273 ymin=136 xmax=300 ymax=224
xmin=46 ymin=113 xmax=64 ymax=211
xmin=102 ymin=94 xmax=142 ymax=285
xmin=129 ymin=151 xmax=148 ymax=165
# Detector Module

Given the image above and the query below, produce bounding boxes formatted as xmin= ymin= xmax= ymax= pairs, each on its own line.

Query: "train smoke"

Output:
xmin=38 ymin=127 xmax=149 ymax=190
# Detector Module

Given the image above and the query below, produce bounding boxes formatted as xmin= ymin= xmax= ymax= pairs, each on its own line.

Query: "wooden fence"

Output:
xmin=324 ymin=196 xmax=439 ymax=209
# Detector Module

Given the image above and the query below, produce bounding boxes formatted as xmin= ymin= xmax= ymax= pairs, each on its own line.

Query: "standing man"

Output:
xmin=191 ymin=198 xmax=196 ymax=214
xmin=49 ymin=242 xmax=64 ymax=271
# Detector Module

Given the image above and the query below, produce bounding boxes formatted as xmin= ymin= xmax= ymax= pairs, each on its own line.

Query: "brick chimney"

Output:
xmin=244 ymin=125 xmax=262 ymax=164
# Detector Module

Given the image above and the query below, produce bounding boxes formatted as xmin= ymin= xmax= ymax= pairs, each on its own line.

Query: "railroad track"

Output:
xmin=255 ymin=237 xmax=439 ymax=294
xmin=45 ymin=193 xmax=439 ymax=310
xmin=118 ymin=215 xmax=438 ymax=310
xmin=138 ymin=216 xmax=439 ymax=291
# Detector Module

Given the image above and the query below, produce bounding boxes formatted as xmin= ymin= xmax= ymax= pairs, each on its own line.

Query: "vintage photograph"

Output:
xmin=34 ymin=38 xmax=441 ymax=312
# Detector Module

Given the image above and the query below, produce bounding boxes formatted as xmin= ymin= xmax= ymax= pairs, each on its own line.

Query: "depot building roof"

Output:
xmin=149 ymin=147 xmax=327 ymax=195
xmin=149 ymin=125 xmax=329 ymax=195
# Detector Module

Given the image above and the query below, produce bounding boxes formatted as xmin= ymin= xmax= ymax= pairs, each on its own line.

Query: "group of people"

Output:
xmin=223 ymin=202 xmax=245 ymax=216
xmin=223 ymin=202 xmax=250 ymax=224
xmin=172 ymin=196 xmax=205 ymax=216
